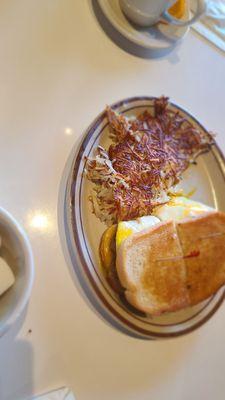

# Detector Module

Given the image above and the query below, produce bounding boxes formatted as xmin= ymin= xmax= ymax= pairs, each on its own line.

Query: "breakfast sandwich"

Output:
xmin=100 ymin=197 xmax=225 ymax=315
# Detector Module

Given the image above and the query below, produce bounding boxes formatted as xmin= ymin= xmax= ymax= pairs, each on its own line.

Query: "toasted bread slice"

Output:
xmin=116 ymin=220 xmax=190 ymax=315
xmin=116 ymin=211 xmax=225 ymax=315
xmin=177 ymin=211 xmax=225 ymax=305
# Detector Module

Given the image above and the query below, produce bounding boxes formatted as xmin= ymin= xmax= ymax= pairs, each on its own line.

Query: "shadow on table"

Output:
xmin=57 ymin=137 xmax=133 ymax=336
xmin=90 ymin=0 xmax=181 ymax=61
xmin=67 ymin=322 xmax=198 ymax=400
xmin=57 ymin=138 xmax=200 ymax=400
xmin=0 ymin=309 xmax=34 ymax=400
xmin=58 ymin=134 xmax=158 ymax=339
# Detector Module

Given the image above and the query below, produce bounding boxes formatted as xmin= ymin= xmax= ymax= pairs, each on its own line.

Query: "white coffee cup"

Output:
xmin=120 ymin=0 xmax=206 ymax=27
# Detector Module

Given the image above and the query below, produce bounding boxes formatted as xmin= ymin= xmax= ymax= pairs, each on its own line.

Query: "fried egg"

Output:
xmin=153 ymin=196 xmax=213 ymax=221
xmin=116 ymin=215 xmax=160 ymax=248
xmin=116 ymin=197 xmax=213 ymax=248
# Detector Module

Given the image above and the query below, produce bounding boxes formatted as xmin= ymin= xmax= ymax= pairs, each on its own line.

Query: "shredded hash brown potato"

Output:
xmin=85 ymin=97 xmax=214 ymax=225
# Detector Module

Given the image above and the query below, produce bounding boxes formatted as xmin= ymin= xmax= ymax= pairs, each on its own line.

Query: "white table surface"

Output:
xmin=0 ymin=1 xmax=225 ymax=399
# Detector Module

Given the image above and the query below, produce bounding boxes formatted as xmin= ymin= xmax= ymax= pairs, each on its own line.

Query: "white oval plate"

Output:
xmin=65 ymin=97 xmax=225 ymax=339
xmin=97 ymin=0 xmax=190 ymax=50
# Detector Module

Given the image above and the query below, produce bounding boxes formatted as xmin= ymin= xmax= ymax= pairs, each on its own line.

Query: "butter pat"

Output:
xmin=33 ymin=387 xmax=76 ymax=400
xmin=0 ymin=257 xmax=15 ymax=296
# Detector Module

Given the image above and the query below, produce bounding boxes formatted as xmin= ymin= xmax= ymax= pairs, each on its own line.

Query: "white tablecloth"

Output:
xmin=0 ymin=1 xmax=224 ymax=400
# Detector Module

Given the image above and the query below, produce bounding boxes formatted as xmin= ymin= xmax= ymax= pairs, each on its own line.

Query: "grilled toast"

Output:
xmin=116 ymin=212 xmax=225 ymax=315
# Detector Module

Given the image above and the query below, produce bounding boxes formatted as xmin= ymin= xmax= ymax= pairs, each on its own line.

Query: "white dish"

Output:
xmin=97 ymin=0 xmax=190 ymax=50
xmin=65 ymin=96 xmax=225 ymax=339
xmin=0 ymin=208 xmax=34 ymax=337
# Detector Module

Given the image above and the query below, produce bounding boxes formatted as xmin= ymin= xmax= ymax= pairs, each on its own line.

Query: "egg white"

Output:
xmin=153 ymin=196 xmax=213 ymax=221
xmin=116 ymin=215 xmax=160 ymax=248
xmin=116 ymin=197 xmax=213 ymax=247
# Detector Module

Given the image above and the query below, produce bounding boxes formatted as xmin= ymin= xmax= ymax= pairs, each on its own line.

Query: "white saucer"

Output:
xmin=97 ymin=0 xmax=190 ymax=50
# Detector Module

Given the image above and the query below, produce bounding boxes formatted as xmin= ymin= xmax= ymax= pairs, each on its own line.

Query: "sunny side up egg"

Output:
xmin=116 ymin=197 xmax=213 ymax=248
xmin=153 ymin=196 xmax=213 ymax=221
xmin=116 ymin=216 xmax=160 ymax=249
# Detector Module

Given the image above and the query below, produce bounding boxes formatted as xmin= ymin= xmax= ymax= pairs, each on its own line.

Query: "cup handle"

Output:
xmin=162 ymin=0 xmax=206 ymax=26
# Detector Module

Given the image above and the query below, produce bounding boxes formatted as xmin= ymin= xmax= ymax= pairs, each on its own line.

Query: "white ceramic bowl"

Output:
xmin=0 ymin=207 xmax=34 ymax=337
